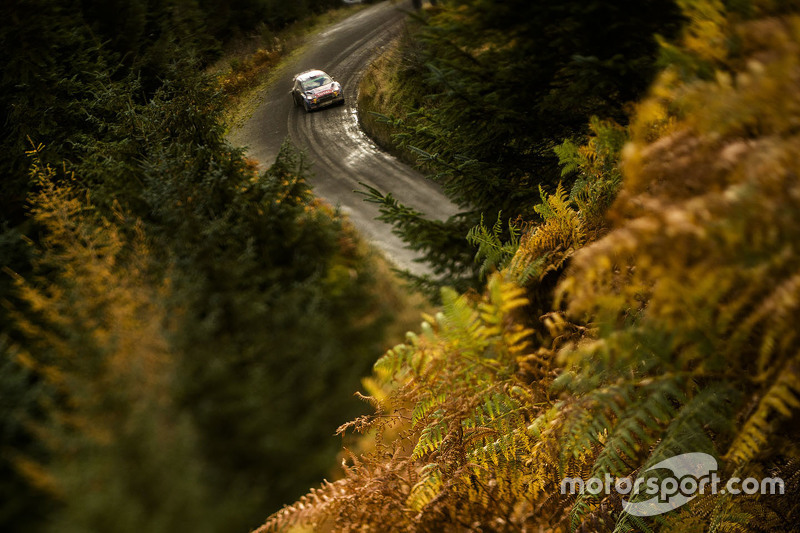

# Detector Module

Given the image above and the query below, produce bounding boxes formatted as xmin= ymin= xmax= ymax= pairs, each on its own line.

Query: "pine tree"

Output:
xmin=360 ymin=0 xmax=683 ymax=288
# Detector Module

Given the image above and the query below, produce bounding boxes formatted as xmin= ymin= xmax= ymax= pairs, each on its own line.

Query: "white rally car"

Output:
xmin=291 ymin=69 xmax=345 ymax=112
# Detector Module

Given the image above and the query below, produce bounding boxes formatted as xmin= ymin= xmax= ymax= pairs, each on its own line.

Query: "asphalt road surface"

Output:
xmin=229 ymin=0 xmax=458 ymax=276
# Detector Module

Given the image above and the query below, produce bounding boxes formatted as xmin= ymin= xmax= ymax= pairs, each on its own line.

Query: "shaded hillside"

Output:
xmin=1 ymin=2 xmax=404 ymax=532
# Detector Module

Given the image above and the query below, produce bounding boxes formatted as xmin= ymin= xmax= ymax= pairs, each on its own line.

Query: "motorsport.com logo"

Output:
xmin=560 ymin=452 xmax=784 ymax=516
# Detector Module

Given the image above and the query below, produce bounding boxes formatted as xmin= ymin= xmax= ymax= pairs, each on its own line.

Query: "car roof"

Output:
xmin=295 ymin=69 xmax=328 ymax=82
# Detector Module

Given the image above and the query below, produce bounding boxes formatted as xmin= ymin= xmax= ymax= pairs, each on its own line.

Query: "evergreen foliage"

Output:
xmin=0 ymin=0 xmax=366 ymax=230
xmin=1 ymin=3 xmax=398 ymax=531
xmin=359 ymin=0 xmax=683 ymax=288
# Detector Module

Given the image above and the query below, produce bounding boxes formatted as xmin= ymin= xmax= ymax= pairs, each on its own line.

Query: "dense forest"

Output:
xmin=3 ymin=0 xmax=800 ymax=532
xmin=1 ymin=1 xmax=392 ymax=532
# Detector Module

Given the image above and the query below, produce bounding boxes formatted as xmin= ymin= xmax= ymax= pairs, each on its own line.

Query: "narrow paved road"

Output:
xmin=229 ymin=0 xmax=458 ymax=275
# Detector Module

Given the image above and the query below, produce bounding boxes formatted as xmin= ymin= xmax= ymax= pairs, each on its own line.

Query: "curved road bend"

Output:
xmin=229 ymin=0 xmax=458 ymax=276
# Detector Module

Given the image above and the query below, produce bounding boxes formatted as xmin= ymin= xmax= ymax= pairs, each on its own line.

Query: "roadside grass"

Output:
xmin=357 ymin=36 xmax=416 ymax=166
xmin=213 ymin=4 xmax=369 ymax=130
xmin=357 ymin=30 xmax=433 ymax=171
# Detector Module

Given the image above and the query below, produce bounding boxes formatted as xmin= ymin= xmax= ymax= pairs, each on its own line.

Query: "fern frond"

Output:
xmin=407 ymin=463 xmax=443 ymax=512
xmin=726 ymin=355 xmax=800 ymax=466
xmin=412 ymin=420 xmax=447 ymax=460
xmin=466 ymin=212 xmax=523 ymax=279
